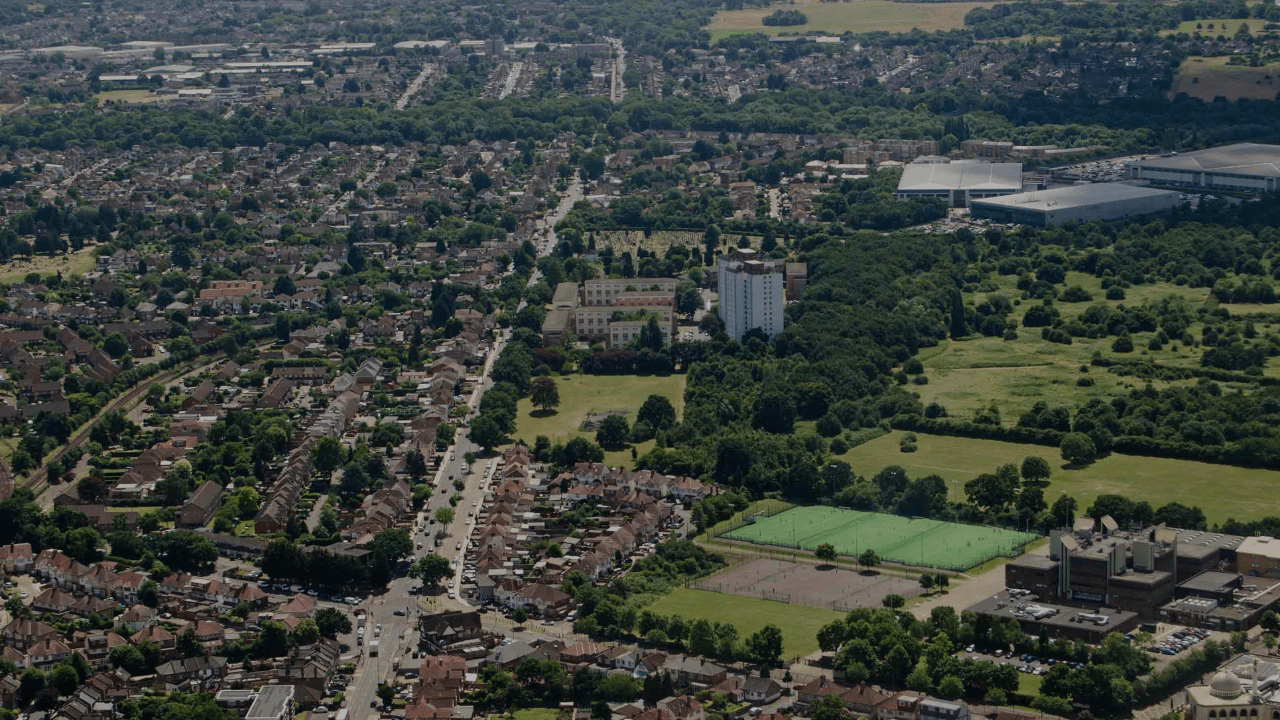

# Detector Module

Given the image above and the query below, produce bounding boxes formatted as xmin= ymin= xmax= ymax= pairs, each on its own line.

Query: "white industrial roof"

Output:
xmin=970 ymin=183 xmax=1180 ymax=211
xmin=898 ymin=161 xmax=1023 ymax=191
xmin=1131 ymin=143 xmax=1280 ymax=178
xmin=1238 ymin=536 xmax=1280 ymax=560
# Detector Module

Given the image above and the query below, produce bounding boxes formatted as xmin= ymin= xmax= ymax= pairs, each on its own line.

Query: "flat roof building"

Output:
xmin=969 ymin=183 xmax=1181 ymax=227
xmin=897 ymin=161 xmax=1023 ymax=207
xmin=245 ymin=685 xmax=295 ymax=720
xmin=1127 ymin=144 xmax=1280 ymax=193
xmin=1237 ymin=536 xmax=1280 ymax=576
xmin=718 ymin=248 xmax=785 ymax=342
xmin=967 ymin=591 xmax=1140 ymax=642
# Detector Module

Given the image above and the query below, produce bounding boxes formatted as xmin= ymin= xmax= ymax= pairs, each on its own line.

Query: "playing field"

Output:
xmin=647 ymin=587 xmax=843 ymax=659
xmin=723 ymin=506 xmax=1036 ymax=571
xmin=707 ymin=0 xmax=992 ymax=39
xmin=1170 ymin=56 xmax=1280 ymax=101
xmin=511 ymin=373 xmax=685 ymax=467
xmin=840 ymin=430 xmax=1280 ymax=525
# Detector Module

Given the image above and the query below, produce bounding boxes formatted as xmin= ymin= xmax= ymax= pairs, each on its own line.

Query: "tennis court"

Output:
xmin=722 ymin=506 xmax=1037 ymax=571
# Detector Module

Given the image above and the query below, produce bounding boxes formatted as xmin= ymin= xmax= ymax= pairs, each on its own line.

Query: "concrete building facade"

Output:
xmin=717 ymin=248 xmax=785 ymax=342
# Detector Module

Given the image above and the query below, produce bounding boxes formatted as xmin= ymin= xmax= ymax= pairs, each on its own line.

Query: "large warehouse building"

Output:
xmin=1126 ymin=143 xmax=1280 ymax=193
xmin=896 ymin=161 xmax=1024 ymax=207
xmin=969 ymin=183 xmax=1181 ymax=226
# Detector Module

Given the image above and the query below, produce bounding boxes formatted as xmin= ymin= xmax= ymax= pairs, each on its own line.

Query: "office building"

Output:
xmin=1126 ymin=144 xmax=1280 ymax=193
xmin=969 ymin=184 xmax=1181 ymax=227
xmin=896 ymin=161 xmax=1024 ymax=207
xmin=717 ymin=248 xmax=785 ymax=342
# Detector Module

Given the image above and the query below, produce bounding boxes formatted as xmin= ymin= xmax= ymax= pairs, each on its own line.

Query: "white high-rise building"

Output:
xmin=717 ymin=248 xmax=785 ymax=342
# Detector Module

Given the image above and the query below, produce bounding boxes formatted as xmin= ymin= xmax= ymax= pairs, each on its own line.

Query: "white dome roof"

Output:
xmin=1210 ymin=671 xmax=1244 ymax=698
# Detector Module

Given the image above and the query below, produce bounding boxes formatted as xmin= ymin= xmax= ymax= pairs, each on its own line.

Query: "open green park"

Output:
xmin=647 ymin=587 xmax=842 ymax=659
xmin=839 ymin=430 xmax=1280 ymax=525
xmin=511 ymin=373 xmax=686 ymax=467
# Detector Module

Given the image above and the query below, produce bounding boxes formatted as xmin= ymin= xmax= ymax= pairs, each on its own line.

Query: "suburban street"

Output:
xmin=339 ymin=177 xmax=582 ymax=720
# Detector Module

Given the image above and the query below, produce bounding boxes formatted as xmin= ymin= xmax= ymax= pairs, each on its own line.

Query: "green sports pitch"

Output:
xmin=721 ymin=506 xmax=1038 ymax=571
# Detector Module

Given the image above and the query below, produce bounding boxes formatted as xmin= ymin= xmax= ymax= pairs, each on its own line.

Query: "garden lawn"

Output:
xmin=512 ymin=374 xmax=686 ymax=463
xmin=647 ymin=587 xmax=842 ymax=659
xmin=508 ymin=710 xmax=561 ymax=720
xmin=839 ymin=430 xmax=1280 ymax=525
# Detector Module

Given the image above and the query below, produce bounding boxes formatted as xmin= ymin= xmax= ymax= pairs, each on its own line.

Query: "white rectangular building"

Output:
xmin=969 ymin=183 xmax=1181 ymax=227
xmin=1126 ymin=144 xmax=1280 ymax=193
xmin=896 ymin=161 xmax=1024 ymax=207
xmin=717 ymin=248 xmax=785 ymax=342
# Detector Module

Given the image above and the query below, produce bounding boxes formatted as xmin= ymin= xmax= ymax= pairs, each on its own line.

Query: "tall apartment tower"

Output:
xmin=717 ymin=248 xmax=785 ymax=342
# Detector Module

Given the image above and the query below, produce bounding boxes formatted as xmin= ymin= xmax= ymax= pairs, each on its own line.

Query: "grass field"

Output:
xmin=647 ymin=587 xmax=843 ymax=659
xmin=707 ymin=0 xmax=991 ymax=39
xmin=839 ymin=430 xmax=1280 ymax=524
xmin=723 ymin=506 xmax=1036 ymax=570
xmin=925 ymin=271 xmax=1267 ymax=420
xmin=1170 ymin=56 xmax=1280 ymax=101
xmin=512 ymin=374 xmax=686 ymax=467
xmin=0 ymin=247 xmax=98 ymax=284
xmin=1164 ymin=18 xmax=1271 ymax=36
xmin=95 ymin=89 xmax=162 ymax=106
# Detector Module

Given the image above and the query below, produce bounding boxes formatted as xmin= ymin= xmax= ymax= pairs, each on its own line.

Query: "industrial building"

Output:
xmin=969 ymin=183 xmax=1181 ymax=227
xmin=1000 ymin=519 xmax=1248 ymax=620
xmin=1126 ymin=143 xmax=1280 ymax=193
xmin=896 ymin=161 xmax=1024 ymax=207
xmin=717 ymin=248 xmax=785 ymax=342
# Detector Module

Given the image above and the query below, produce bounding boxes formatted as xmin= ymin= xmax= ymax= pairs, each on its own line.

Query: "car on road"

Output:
xmin=456 ymin=541 xmax=462 ymax=550
xmin=394 ymin=610 xmax=405 ymax=616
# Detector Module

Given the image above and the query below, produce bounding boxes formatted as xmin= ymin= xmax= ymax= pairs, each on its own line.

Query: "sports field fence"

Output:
xmin=717 ymin=505 xmax=1037 ymax=572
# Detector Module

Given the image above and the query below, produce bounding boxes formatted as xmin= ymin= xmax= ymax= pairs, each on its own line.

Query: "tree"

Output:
xmin=746 ymin=624 xmax=784 ymax=667
xmin=369 ymin=528 xmax=413 ymax=561
xmin=810 ymin=695 xmax=847 ymax=720
xmin=469 ymin=415 xmax=503 ymax=452
xmin=817 ymin=620 xmax=848 ymax=652
xmin=410 ymin=554 xmax=452 ymax=589
xmin=920 ymin=574 xmax=935 ymax=593
xmin=814 ymin=543 xmax=837 ymax=565
xmin=1263 ymin=611 xmax=1280 ymax=634
xmin=1049 ymin=494 xmax=1077 ymax=529
xmin=596 ymin=415 xmax=630 ymax=450
xmin=883 ymin=594 xmax=905 ymax=609
xmin=376 ymin=684 xmax=396 ymax=706
xmin=858 ymin=548 xmax=880 ymax=571
xmin=530 ymin=377 xmax=560 ymax=412
xmin=938 ymin=675 xmax=965 ymax=699
xmin=435 ymin=507 xmax=455 ymax=525
xmin=1060 ymin=432 xmax=1097 ymax=465
xmin=513 ymin=607 xmax=529 ymax=625
xmin=310 ymin=436 xmax=345 ymax=474
xmin=1020 ymin=456 xmax=1052 ymax=486
xmin=291 ymin=618 xmax=321 ymax=646
xmin=637 ymin=394 xmax=677 ymax=430
xmin=315 ymin=607 xmax=353 ymax=638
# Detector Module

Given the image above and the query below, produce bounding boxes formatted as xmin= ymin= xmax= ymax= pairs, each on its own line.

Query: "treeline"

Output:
xmin=963 ymin=0 xmax=1272 ymax=41
xmin=762 ymin=9 xmax=807 ymax=26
